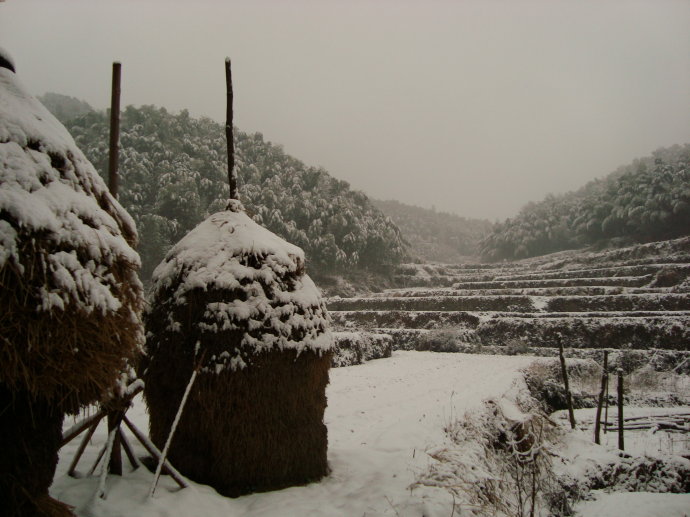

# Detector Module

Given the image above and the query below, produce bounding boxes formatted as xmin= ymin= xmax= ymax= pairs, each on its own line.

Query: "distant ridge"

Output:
xmin=373 ymin=199 xmax=491 ymax=263
xmin=480 ymin=144 xmax=690 ymax=261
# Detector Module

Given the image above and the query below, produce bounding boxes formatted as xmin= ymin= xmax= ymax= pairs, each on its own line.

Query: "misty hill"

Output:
xmin=480 ymin=144 xmax=690 ymax=261
xmin=38 ymin=92 xmax=94 ymax=122
xmin=57 ymin=105 xmax=405 ymax=282
xmin=372 ymin=199 xmax=491 ymax=263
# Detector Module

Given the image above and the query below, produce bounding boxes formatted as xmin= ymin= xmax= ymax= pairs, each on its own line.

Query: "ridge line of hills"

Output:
xmin=39 ymin=92 xmax=690 ymax=282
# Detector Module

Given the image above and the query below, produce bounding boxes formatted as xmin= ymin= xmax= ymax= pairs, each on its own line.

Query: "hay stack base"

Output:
xmin=0 ymin=387 xmax=73 ymax=517
xmin=145 ymin=347 xmax=330 ymax=496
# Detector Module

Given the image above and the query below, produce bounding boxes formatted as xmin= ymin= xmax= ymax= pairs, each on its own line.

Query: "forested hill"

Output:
xmin=480 ymin=144 xmax=690 ymax=262
xmin=373 ymin=199 xmax=491 ymax=263
xmin=55 ymin=101 xmax=405 ymax=282
xmin=38 ymin=92 xmax=94 ymax=122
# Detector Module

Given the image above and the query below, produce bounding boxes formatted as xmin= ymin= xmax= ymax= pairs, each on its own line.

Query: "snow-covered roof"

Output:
xmin=150 ymin=203 xmax=333 ymax=368
xmin=0 ymin=62 xmax=141 ymax=315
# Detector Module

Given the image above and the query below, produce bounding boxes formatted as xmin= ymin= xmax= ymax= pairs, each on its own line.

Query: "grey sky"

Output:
xmin=2 ymin=0 xmax=689 ymax=220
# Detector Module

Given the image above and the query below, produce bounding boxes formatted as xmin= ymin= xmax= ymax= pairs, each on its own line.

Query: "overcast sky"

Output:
xmin=2 ymin=0 xmax=689 ymax=220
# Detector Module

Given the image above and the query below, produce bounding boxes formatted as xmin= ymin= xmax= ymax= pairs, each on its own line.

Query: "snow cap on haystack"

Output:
xmin=148 ymin=198 xmax=332 ymax=371
xmin=0 ymin=54 xmax=144 ymax=410
xmin=143 ymin=199 xmax=333 ymax=497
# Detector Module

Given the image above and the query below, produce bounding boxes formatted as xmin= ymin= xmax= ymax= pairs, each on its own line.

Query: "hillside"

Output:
xmin=372 ymin=199 xmax=491 ymax=263
xmin=480 ymin=144 xmax=690 ymax=261
xmin=38 ymin=92 xmax=94 ymax=122
xmin=56 ymin=103 xmax=406 ymax=282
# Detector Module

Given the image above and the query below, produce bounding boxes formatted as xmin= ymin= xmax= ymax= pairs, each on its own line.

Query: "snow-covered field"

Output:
xmin=52 ymin=352 xmax=690 ymax=516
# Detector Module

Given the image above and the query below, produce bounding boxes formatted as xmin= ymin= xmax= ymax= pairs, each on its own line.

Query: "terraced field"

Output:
xmin=328 ymin=237 xmax=690 ymax=353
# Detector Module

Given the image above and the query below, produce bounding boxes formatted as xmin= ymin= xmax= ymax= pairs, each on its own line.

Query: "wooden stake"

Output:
xmin=61 ymin=409 xmax=106 ymax=446
xmin=603 ymin=364 xmax=610 ymax=434
xmin=87 ymin=443 xmax=107 ymax=476
xmin=225 ymin=58 xmax=237 ymax=200
xmin=557 ymin=336 xmax=576 ymax=430
xmin=123 ymin=416 xmax=188 ymax=490
xmin=617 ymin=368 xmax=624 ymax=451
xmin=107 ymin=410 xmax=124 ymax=475
xmin=119 ymin=428 xmax=140 ymax=470
xmin=67 ymin=419 xmax=100 ymax=477
xmin=150 ymin=351 xmax=205 ymax=497
xmin=108 ymin=62 xmax=121 ymax=198
xmin=594 ymin=350 xmax=608 ymax=444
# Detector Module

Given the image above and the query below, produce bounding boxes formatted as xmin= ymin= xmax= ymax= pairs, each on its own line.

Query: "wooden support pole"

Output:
xmin=225 ymin=58 xmax=237 ymax=200
xmin=150 ymin=365 xmax=200 ymax=497
xmin=558 ymin=336 xmax=576 ymax=430
xmin=123 ymin=415 xmax=189 ymax=489
xmin=67 ymin=419 xmax=101 ymax=477
xmin=118 ymin=428 xmax=140 ymax=470
xmin=594 ymin=350 xmax=608 ymax=444
xmin=617 ymin=368 xmax=624 ymax=451
xmin=108 ymin=62 xmax=121 ymax=197
xmin=88 ymin=443 xmax=108 ymax=476
xmin=61 ymin=409 xmax=106 ymax=446
xmin=107 ymin=410 xmax=124 ymax=475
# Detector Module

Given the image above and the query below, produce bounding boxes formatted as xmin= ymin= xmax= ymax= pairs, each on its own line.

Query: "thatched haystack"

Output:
xmin=143 ymin=200 xmax=333 ymax=497
xmin=0 ymin=50 xmax=144 ymax=515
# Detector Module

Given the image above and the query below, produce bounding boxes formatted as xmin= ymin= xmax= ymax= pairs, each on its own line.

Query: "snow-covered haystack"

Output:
xmin=142 ymin=200 xmax=333 ymax=497
xmin=0 ymin=51 xmax=143 ymax=516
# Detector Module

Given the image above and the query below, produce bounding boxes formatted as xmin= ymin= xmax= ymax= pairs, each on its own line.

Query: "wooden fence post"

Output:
xmin=594 ymin=350 xmax=608 ymax=444
xmin=617 ymin=368 xmax=624 ymax=451
xmin=558 ymin=336 xmax=576 ymax=429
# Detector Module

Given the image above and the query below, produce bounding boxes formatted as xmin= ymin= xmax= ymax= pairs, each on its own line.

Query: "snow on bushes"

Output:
xmin=331 ymin=331 xmax=392 ymax=367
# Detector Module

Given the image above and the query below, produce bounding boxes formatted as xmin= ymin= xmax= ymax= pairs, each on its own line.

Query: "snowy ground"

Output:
xmin=52 ymin=352 xmax=690 ymax=516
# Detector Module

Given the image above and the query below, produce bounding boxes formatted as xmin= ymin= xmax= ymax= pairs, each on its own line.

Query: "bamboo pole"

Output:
xmin=123 ymin=416 xmax=189 ymax=489
xmin=594 ymin=350 xmax=608 ymax=444
xmin=557 ymin=336 xmax=576 ymax=429
xmin=108 ymin=62 xmax=121 ymax=198
xmin=149 ymin=366 xmax=200 ymax=497
xmin=617 ymin=368 xmax=624 ymax=450
xmin=225 ymin=58 xmax=237 ymax=200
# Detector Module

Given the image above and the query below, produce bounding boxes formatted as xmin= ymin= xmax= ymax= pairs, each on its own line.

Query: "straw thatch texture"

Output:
xmin=0 ymin=54 xmax=143 ymax=515
xmin=143 ymin=204 xmax=333 ymax=496
xmin=0 ymin=61 xmax=144 ymax=411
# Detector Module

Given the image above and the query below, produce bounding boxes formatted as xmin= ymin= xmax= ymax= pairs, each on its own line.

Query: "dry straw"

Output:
xmin=0 ymin=55 xmax=143 ymax=516
xmin=143 ymin=207 xmax=332 ymax=497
